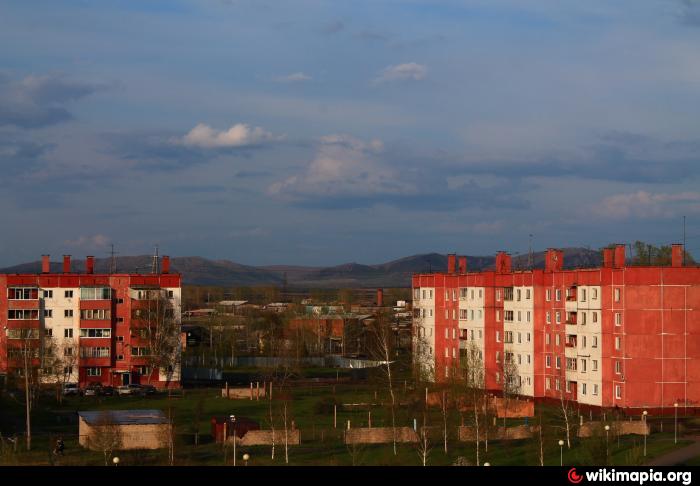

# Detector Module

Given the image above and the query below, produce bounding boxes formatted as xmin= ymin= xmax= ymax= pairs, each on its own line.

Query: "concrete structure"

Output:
xmin=78 ymin=409 xmax=170 ymax=450
xmin=413 ymin=244 xmax=700 ymax=411
xmin=0 ymin=255 xmax=181 ymax=388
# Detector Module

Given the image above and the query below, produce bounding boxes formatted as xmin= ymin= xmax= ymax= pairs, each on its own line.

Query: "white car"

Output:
xmin=117 ymin=384 xmax=145 ymax=396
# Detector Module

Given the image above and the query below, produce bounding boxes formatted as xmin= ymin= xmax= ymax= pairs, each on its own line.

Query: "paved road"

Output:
xmin=645 ymin=437 xmax=700 ymax=466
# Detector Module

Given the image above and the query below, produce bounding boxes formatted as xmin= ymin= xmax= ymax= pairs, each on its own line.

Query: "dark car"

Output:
xmin=101 ymin=386 xmax=115 ymax=396
xmin=142 ymin=385 xmax=157 ymax=395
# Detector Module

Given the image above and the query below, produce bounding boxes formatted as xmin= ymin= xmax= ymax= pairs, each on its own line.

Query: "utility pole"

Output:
xmin=151 ymin=245 xmax=159 ymax=274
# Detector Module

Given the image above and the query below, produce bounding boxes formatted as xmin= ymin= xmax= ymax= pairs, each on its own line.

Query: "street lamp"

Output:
xmin=483 ymin=462 xmax=490 ymax=466
xmin=558 ymin=439 xmax=565 ymax=466
xmin=112 ymin=456 xmax=120 ymax=466
xmin=642 ymin=411 xmax=648 ymax=457
xmin=243 ymin=453 xmax=250 ymax=466
xmin=230 ymin=415 xmax=237 ymax=466
xmin=674 ymin=403 xmax=679 ymax=444
xmin=604 ymin=425 xmax=610 ymax=463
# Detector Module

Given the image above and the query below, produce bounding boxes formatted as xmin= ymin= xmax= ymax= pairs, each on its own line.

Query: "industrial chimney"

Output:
xmin=376 ymin=288 xmax=384 ymax=307
xmin=458 ymin=256 xmax=467 ymax=274
xmin=447 ymin=254 xmax=456 ymax=274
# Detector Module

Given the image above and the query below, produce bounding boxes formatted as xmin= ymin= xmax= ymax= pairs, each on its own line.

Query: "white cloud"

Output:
xmin=177 ymin=123 xmax=283 ymax=149
xmin=275 ymin=72 xmax=312 ymax=83
xmin=592 ymin=191 xmax=700 ymax=220
xmin=373 ymin=62 xmax=427 ymax=84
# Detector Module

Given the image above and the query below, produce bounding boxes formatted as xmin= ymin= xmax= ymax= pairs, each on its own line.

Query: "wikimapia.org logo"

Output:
xmin=567 ymin=468 xmax=692 ymax=485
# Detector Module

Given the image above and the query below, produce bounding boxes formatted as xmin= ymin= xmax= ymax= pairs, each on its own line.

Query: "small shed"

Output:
xmin=78 ymin=409 xmax=171 ymax=450
xmin=211 ymin=415 xmax=260 ymax=443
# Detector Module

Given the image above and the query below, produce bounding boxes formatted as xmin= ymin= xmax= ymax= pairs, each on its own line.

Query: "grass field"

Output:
xmin=0 ymin=383 xmax=694 ymax=466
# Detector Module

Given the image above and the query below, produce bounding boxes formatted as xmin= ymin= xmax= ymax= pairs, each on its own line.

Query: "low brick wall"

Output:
xmin=458 ymin=425 xmax=539 ymax=441
xmin=79 ymin=417 xmax=170 ymax=450
xmin=221 ymin=386 xmax=266 ymax=399
xmin=344 ymin=427 xmax=419 ymax=444
xmin=578 ymin=421 xmax=649 ymax=438
xmin=490 ymin=398 xmax=535 ymax=418
xmin=227 ymin=429 xmax=300 ymax=446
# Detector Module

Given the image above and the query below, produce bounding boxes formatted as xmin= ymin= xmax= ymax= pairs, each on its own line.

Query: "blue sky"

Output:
xmin=1 ymin=0 xmax=700 ymax=267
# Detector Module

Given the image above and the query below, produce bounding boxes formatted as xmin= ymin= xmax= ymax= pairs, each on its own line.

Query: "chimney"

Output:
xmin=672 ymin=244 xmax=683 ymax=268
xmin=495 ymin=251 xmax=512 ymax=274
xmin=376 ymin=288 xmax=384 ymax=307
xmin=545 ymin=249 xmax=563 ymax=273
xmin=62 ymin=255 xmax=71 ymax=274
xmin=458 ymin=256 xmax=467 ymax=274
xmin=613 ymin=244 xmax=626 ymax=269
xmin=162 ymin=255 xmax=170 ymax=274
xmin=447 ymin=254 xmax=456 ymax=274
xmin=603 ymin=248 xmax=614 ymax=268
xmin=86 ymin=256 xmax=94 ymax=274
xmin=41 ymin=255 xmax=50 ymax=274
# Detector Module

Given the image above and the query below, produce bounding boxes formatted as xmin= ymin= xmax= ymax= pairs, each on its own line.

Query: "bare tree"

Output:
xmin=43 ymin=337 xmax=78 ymax=404
xmin=367 ymin=311 xmax=399 ymax=455
xmin=87 ymin=411 xmax=123 ymax=466
xmin=460 ymin=340 xmax=486 ymax=465
xmin=415 ymin=411 xmax=432 ymax=466
xmin=7 ymin=328 xmax=40 ymax=451
xmin=555 ymin=368 xmax=574 ymax=449
xmin=136 ymin=292 xmax=181 ymax=387
xmin=500 ymin=349 xmax=521 ymax=439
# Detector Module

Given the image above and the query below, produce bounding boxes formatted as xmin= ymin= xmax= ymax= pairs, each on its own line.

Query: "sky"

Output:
xmin=1 ymin=0 xmax=700 ymax=267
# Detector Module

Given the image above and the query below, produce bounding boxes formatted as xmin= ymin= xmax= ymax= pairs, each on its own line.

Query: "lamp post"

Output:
xmin=230 ymin=415 xmax=237 ymax=466
xmin=243 ymin=453 xmax=250 ymax=466
xmin=604 ymin=425 xmax=610 ymax=463
xmin=674 ymin=403 xmax=679 ymax=444
xmin=112 ymin=456 xmax=120 ymax=467
xmin=642 ymin=411 xmax=648 ymax=457
xmin=558 ymin=439 xmax=565 ymax=466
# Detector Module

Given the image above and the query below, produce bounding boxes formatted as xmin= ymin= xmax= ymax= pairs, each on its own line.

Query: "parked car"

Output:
xmin=117 ymin=384 xmax=146 ymax=396
xmin=101 ymin=386 xmax=115 ymax=396
xmin=142 ymin=385 xmax=157 ymax=395
xmin=83 ymin=383 xmax=102 ymax=396
xmin=62 ymin=383 xmax=80 ymax=397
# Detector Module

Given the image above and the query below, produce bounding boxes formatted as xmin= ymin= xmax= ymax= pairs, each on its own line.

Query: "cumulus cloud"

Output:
xmin=592 ymin=191 xmax=700 ymax=220
xmin=176 ymin=123 xmax=284 ymax=149
xmin=373 ymin=62 xmax=427 ymax=84
xmin=0 ymin=73 xmax=106 ymax=128
xmin=275 ymin=72 xmax=312 ymax=83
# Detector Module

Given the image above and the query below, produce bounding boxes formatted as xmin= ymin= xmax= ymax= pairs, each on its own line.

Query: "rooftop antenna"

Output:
xmin=151 ymin=244 xmax=159 ymax=274
xmin=109 ymin=244 xmax=118 ymax=274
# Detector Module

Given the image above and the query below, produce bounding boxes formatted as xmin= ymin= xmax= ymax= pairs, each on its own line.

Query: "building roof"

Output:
xmin=218 ymin=300 xmax=247 ymax=306
xmin=78 ymin=409 xmax=168 ymax=425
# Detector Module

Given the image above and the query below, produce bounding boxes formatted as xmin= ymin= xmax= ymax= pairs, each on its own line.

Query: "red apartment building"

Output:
xmin=0 ymin=255 xmax=182 ymax=388
xmin=412 ymin=244 xmax=700 ymax=411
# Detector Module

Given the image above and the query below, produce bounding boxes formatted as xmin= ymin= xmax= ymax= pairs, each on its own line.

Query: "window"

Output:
xmin=132 ymin=347 xmax=150 ymax=356
xmin=517 ymin=311 xmax=522 ymax=322
xmin=478 ymin=330 xmax=482 ymax=339
xmin=581 ymin=289 xmax=586 ymax=302
xmin=63 ymin=366 xmax=73 ymax=375
xmin=526 ymin=289 xmax=531 ymax=299
xmin=496 ymin=351 xmax=501 ymax=363
xmin=615 ymin=313 xmax=622 ymax=326
xmin=46 ymin=328 xmax=53 ymax=337
xmin=592 ymin=288 xmax=598 ymax=299
xmin=117 ymin=354 xmax=124 ymax=360
xmin=443 ymin=328 xmax=448 ymax=339
xmin=566 ymin=381 xmax=571 ymax=393
xmin=504 ymin=331 xmax=513 ymax=343
xmin=516 ymin=289 xmax=521 ymax=301
xmin=80 ymin=347 xmax=110 ymax=358
xmin=445 ymin=290 xmax=449 ymax=300
xmin=615 ymin=336 xmax=621 ymax=350
xmin=517 ymin=332 xmax=522 ymax=344
xmin=8 ymin=309 xmax=39 ymax=320
xmin=582 ymin=336 xmax=587 ymax=348
xmin=479 ymin=289 xmax=483 ymax=298
xmin=86 ymin=367 xmax=102 ymax=376
xmin=79 ymin=328 xmax=111 ymax=338
xmin=429 ymin=309 xmax=433 ymax=317
xmin=65 ymin=290 xmax=74 ymax=298
xmin=555 ymin=311 xmax=561 ymax=324
xmin=615 ymin=385 xmax=621 ymax=399
xmin=555 ymin=289 xmax=561 ymax=301
xmin=614 ymin=288 xmax=621 ymax=302
xmin=496 ymin=331 xmax=501 ymax=342
xmin=478 ymin=310 xmax=482 ymax=319
xmin=43 ymin=290 xmax=53 ymax=298
xmin=592 ymin=312 xmax=598 ymax=323
xmin=581 ymin=312 xmax=587 ymax=325
xmin=546 ymin=333 xmax=550 ymax=345
xmin=64 ymin=328 xmax=73 ymax=338
xmin=64 ymin=309 xmax=73 ymax=318
xmin=460 ymin=309 xmax=468 ymax=319
xmin=471 ymin=289 xmax=475 ymax=300
xmin=615 ymin=360 xmax=622 ymax=374
xmin=453 ymin=290 xmax=457 ymax=301
xmin=592 ymin=360 xmax=598 ymax=371
xmin=7 ymin=329 xmax=39 ymax=339
xmin=592 ymin=336 xmax=598 ymax=348
xmin=527 ymin=311 xmax=531 ymax=322
xmin=546 ymin=312 xmax=551 ymax=324
xmin=527 ymin=354 xmax=531 ymax=364
xmin=581 ymin=359 xmax=587 ymax=373
xmin=445 ymin=310 xmax=449 ymax=320
xmin=117 ymin=336 xmax=124 ymax=342
xmin=452 ymin=347 xmax=456 ymax=359
xmin=9 ymin=287 xmax=38 ymax=300
xmin=546 ymin=289 xmax=551 ymax=301
xmin=504 ymin=310 xmax=514 ymax=322
xmin=452 ymin=309 xmax=456 ymax=320
xmin=137 ymin=366 xmax=151 ymax=376
xmin=80 ymin=287 xmax=112 ymax=300
xmin=504 ymin=287 xmax=513 ymax=301
xmin=527 ymin=332 xmax=531 ymax=342
xmin=546 ymin=377 xmax=551 ymax=389
xmin=582 ymin=383 xmax=587 ymax=395
xmin=495 ymin=372 xmax=500 ymax=383
xmin=593 ymin=384 xmax=599 ymax=395
xmin=556 ymin=356 xmax=561 ymax=369
xmin=517 ymin=354 xmax=522 ymax=364
xmin=470 ymin=329 xmax=474 ymax=340
xmin=43 ymin=309 xmax=53 ymax=318
xmin=80 ymin=309 xmax=111 ymax=320
xmin=496 ymin=289 xmax=501 ymax=301
xmin=452 ymin=328 xmax=456 ymax=339
xmin=555 ymin=379 xmax=561 ymax=391
xmin=444 ymin=348 xmax=449 ymax=358
xmin=422 ymin=290 xmax=426 ymax=299
xmin=470 ymin=310 xmax=474 ymax=320
xmin=556 ymin=334 xmax=560 ymax=346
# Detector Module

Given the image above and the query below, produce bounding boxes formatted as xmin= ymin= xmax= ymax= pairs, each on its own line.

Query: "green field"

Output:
xmin=0 ymin=383 xmax=693 ymax=466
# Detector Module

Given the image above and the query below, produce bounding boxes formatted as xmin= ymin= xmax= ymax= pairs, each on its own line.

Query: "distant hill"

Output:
xmin=0 ymin=247 xmax=602 ymax=288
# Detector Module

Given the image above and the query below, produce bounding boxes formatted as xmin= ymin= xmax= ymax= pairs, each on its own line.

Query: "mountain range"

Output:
xmin=0 ymin=248 xmax=603 ymax=288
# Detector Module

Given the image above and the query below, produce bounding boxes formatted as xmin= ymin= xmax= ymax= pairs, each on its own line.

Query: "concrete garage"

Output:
xmin=78 ymin=410 xmax=171 ymax=450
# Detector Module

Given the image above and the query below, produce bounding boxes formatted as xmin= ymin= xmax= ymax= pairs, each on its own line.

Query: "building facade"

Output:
xmin=0 ymin=255 xmax=182 ymax=388
xmin=412 ymin=245 xmax=700 ymax=410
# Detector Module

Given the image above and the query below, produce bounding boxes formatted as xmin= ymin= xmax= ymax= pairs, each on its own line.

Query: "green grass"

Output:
xmin=0 ymin=385 xmax=694 ymax=466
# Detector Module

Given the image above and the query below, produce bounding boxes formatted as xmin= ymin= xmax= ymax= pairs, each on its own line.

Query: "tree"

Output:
xmin=367 ymin=311 xmax=399 ymax=455
xmin=137 ymin=292 xmax=181 ymax=387
xmin=628 ymin=241 xmax=695 ymax=266
xmin=555 ymin=368 xmax=575 ymax=449
xmin=43 ymin=336 xmax=78 ymax=404
xmin=87 ymin=411 xmax=123 ymax=466
xmin=7 ymin=327 xmax=40 ymax=451
xmin=500 ymin=348 xmax=521 ymax=439
xmin=460 ymin=340 xmax=487 ymax=465
xmin=415 ymin=411 xmax=432 ymax=466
